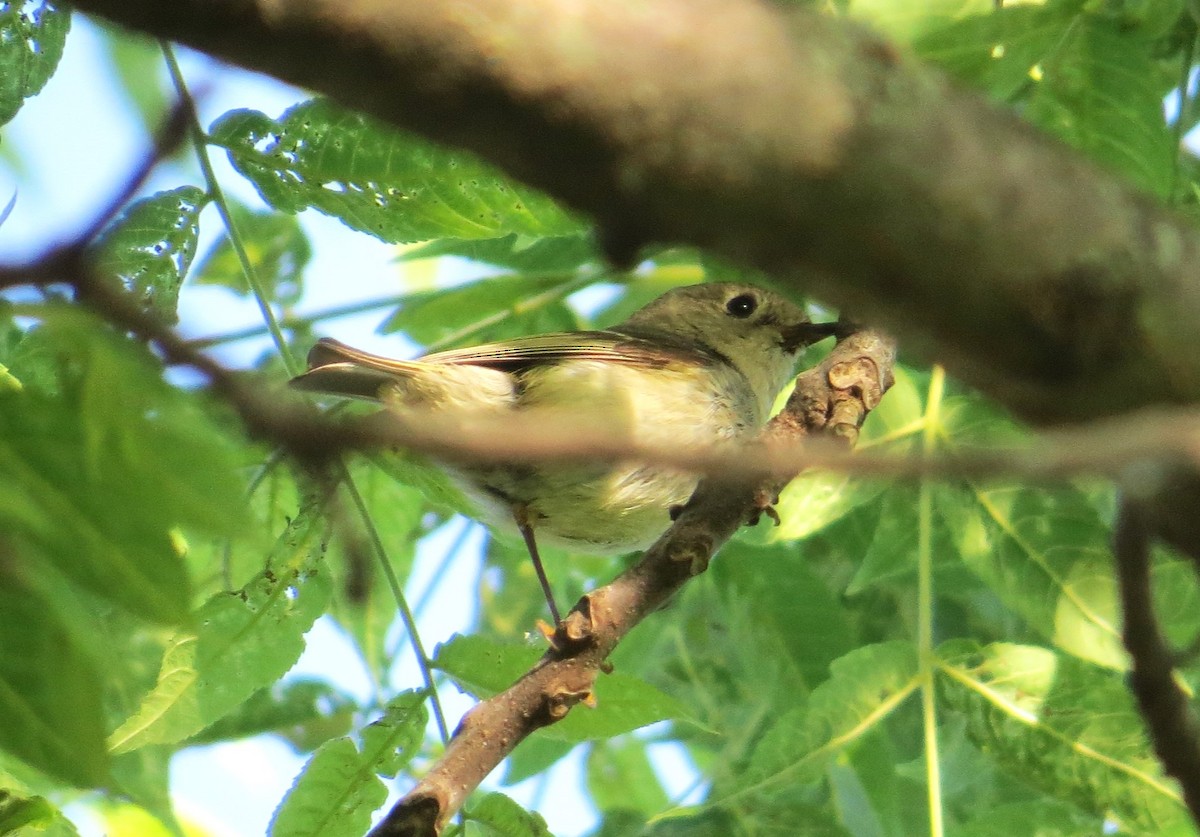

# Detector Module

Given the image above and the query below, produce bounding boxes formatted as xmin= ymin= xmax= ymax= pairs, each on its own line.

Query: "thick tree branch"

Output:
xmin=64 ymin=0 xmax=1200 ymax=425
xmin=369 ymin=328 xmax=896 ymax=837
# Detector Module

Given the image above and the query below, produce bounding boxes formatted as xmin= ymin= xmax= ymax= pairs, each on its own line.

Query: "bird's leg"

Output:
xmin=513 ymin=505 xmax=562 ymax=625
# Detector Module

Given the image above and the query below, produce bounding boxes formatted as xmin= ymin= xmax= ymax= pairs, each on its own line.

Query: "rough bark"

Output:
xmin=64 ymin=0 xmax=1200 ymax=424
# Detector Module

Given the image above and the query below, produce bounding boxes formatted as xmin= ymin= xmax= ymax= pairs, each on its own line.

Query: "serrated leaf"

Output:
xmin=269 ymin=691 xmax=427 ymax=837
xmin=433 ymin=634 xmax=692 ymax=742
xmin=192 ymin=204 xmax=311 ymax=305
xmin=92 ymin=186 xmax=209 ymax=323
xmin=742 ymin=642 xmax=919 ymax=792
xmin=0 ymin=577 xmax=108 ymax=788
xmin=0 ymin=1 xmax=70 ymax=127
xmin=462 ymin=793 xmax=551 ymax=837
xmin=937 ymin=640 xmax=1189 ymax=832
xmin=209 ymin=99 xmax=583 ymax=243
xmin=109 ymin=509 xmax=332 ymax=751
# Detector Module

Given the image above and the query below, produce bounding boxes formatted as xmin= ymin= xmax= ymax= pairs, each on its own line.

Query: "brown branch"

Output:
xmin=61 ymin=0 xmax=1200 ymax=427
xmin=368 ymin=328 xmax=897 ymax=837
xmin=1113 ymin=497 xmax=1200 ymax=822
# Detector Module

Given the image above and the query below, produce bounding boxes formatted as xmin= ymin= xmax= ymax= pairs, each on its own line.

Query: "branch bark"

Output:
xmin=64 ymin=0 xmax=1200 ymax=425
xmin=369 ymin=327 xmax=896 ymax=836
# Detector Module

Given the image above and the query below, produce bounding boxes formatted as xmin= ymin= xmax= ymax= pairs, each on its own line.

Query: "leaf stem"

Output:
xmin=343 ymin=469 xmax=451 ymax=743
xmin=918 ymin=364 xmax=945 ymax=837
xmin=160 ymin=41 xmax=298 ymax=376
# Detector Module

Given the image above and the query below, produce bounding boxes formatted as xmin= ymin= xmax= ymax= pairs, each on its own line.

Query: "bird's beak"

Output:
xmin=781 ymin=321 xmax=840 ymax=353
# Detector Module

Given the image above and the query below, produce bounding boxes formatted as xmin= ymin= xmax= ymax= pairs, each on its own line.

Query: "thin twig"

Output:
xmin=1113 ymin=495 xmax=1200 ymax=821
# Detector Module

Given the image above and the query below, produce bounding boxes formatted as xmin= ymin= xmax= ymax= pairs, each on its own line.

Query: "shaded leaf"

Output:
xmin=937 ymin=640 xmax=1189 ymax=832
xmin=0 ymin=577 xmax=108 ymax=788
xmin=586 ymin=738 xmax=670 ymax=819
xmin=743 ymin=643 xmax=919 ymax=792
xmin=462 ymin=793 xmax=551 ymax=837
xmin=0 ymin=308 xmax=245 ymax=623
xmin=380 ymin=274 xmax=581 ymax=347
xmin=192 ymin=204 xmax=312 ymax=305
xmin=186 ymin=679 xmax=358 ymax=752
xmin=269 ymin=691 xmax=427 ymax=837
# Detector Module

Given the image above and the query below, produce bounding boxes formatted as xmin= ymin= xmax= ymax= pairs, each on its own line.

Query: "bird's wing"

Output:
xmin=419 ymin=330 xmax=713 ymax=371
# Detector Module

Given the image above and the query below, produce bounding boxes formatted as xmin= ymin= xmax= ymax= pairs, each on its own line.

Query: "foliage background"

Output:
xmin=3 ymin=1 xmax=1200 ymax=836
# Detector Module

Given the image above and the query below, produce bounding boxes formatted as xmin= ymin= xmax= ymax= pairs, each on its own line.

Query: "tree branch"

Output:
xmin=1113 ymin=496 xmax=1200 ymax=821
xmin=368 ymin=327 xmax=897 ymax=836
xmin=62 ymin=0 xmax=1200 ymax=426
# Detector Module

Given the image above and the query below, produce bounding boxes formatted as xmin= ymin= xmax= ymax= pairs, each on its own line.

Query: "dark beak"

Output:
xmin=781 ymin=321 xmax=841 ymax=353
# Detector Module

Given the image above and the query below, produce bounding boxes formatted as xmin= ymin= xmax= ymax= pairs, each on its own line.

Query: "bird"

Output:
xmin=290 ymin=282 xmax=836 ymax=623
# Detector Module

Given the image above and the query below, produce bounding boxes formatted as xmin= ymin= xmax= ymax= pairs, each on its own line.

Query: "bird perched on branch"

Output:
xmin=291 ymin=282 xmax=836 ymax=623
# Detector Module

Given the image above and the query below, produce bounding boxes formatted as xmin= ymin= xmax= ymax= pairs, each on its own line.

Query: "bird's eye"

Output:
xmin=725 ymin=293 xmax=758 ymax=318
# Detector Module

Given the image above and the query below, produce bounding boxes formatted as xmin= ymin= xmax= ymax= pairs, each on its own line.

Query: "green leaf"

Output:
xmin=433 ymin=634 xmax=692 ymax=742
xmin=186 ymin=679 xmax=358 ymax=752
xmin=379 ymin=274 xmax=582 ymax=347
xmin=937 ymin=640 xmax=1190 ymax=832
xmin=192 ymin=203 xmax=312 ymax=305
xmin=0 ymin=1 xmax=70 ymax=127
xmin=586 ymin=738 xmax=670 ymax=819
xmin=742 ymin=642 xmax=919 ymax=792
xmin=209 ymin=99 xmax=583 ymax=243
xmin=712 ymin=541 xmax=856 ymax=688
xmin=941 ymin=483 xmax=1125 ymax=669
xmin=400 ymin=233 xmax=599 ymax=273
xmin=92 ymin=186 xmax=209 ymax=323
xmin=0 ymin=786 xmax=79 ymax=837
xmin=96 ymin=25 xmax=167 ymax=135
xmin=462 ymin=793 xmax=552 ymax=837
xmin=0 ymin=579 xmax=108 ymax=788
xmin=0 ymin=309 xmax=246 ymax=623
xmin=108 ymin=508 xmax=332 ymax=751
xmin=269 ymin=691 xmax=427 ymax=837
xmin=915 ymin=4 xmax=1176 ymax=196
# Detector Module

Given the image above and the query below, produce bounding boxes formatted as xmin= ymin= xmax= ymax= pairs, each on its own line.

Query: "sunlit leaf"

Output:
xmin=0 ymin=0 xmax=70 ymax=127
xmin=210 ymin=99 xmax=584 ymax=243
xmin=109 ymin=508 xmax=332 ymax=751
xmin=93 ymin=186 xmax=209 ymax=323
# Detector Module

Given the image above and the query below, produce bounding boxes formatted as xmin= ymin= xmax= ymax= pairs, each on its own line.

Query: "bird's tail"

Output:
xmin=289 ymin=337 xmax=419 ymax=401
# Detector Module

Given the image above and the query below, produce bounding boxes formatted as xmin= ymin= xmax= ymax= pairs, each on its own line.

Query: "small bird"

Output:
xmin=291 ymin=282 xmax=836 ymax=623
